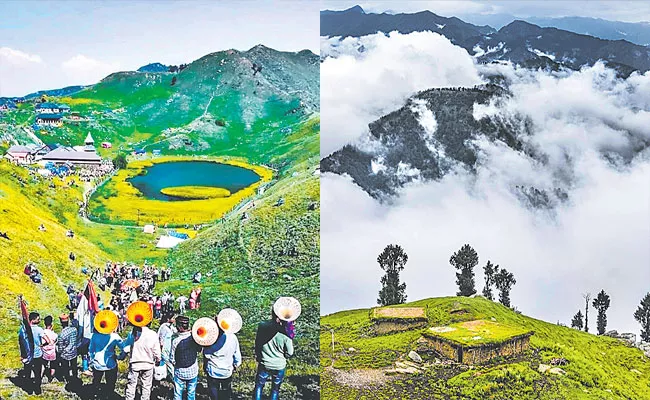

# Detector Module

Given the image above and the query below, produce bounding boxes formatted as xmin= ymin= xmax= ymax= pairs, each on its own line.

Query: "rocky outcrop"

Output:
xmin=604 ymin=330 xmax=637 ymax=345
xmin=408 ymin=351 xmax=423 ymax=364
xmin=636 ymin=342 xmax=650 ymax=358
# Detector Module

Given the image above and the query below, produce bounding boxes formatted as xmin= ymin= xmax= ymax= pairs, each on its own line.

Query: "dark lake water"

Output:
xmin=128 ymin=161 xmax=261 ymax=201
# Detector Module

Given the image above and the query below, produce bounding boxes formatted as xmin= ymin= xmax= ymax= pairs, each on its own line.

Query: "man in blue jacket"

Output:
xmin=19 ymin=312 xmax=44 ymax=395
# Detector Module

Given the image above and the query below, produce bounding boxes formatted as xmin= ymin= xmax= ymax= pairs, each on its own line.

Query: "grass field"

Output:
xmin=321 ymin=296 xmax=650 ymax=400
xmin=425 ymin=319 xmax=532 ymax=346
xmin=88 ymin=156 xmax=273 ymax=226
xmin=159 ymin=186 xmax=231 ymax=199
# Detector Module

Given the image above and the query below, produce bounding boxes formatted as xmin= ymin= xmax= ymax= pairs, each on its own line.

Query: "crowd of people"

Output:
xmin=66 ymin=262 xmax=188 ymax=333
xmin=18 ymin=261 xmax=299 ymax=400
xmin=77 ymin=161 xmax=114 ymax=183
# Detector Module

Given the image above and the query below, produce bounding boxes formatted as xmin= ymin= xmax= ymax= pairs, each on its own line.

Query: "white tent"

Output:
xmin=156 ymin=235 xmax=185 ymax=249
xmin=143 ymin=224 xmax=156 ymax=234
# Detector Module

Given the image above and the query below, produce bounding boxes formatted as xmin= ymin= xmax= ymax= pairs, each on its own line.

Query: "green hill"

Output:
xmin=0 ymin=45 xmax=319 ymax=160
xmin=321 ymin=296 xmax=650 ymax=399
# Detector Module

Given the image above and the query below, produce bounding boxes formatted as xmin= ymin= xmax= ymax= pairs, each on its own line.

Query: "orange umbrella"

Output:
xmin=126 ymin=301 xmax=153 ymax=327
xmin=121 ymin=279 xmax=140 ymax=290
xmin=94 ymin=310 xmax=118 ymax=334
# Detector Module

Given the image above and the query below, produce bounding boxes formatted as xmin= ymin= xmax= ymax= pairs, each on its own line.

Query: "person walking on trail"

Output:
xmin=158 ymin=312 xmax=176 ymax=378
xmin=170 ymin=316 xmax=201 ymax=400
xmin=21 ymin=312 xmax=44 ymax=395
xmin=89 ymin=327 xmax=126 ymax=398
xmin=203 ymin=324 xmax=242 ymax=400
xmin=177 ymin=295 xmax=188 ymax=315
xmin=56 ymin=314 xmax=79 ymax=383
xmin=41 ymin=316 xmax=58 ymax=383
xmin=123 ymin=324 xmax=161 ymax=400
xmin=253 ymin=311 xmax=294 ymax=400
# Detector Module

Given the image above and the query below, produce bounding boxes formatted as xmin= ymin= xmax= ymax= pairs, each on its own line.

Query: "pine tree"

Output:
xmin=377 ymin=244 xmax=408 ymax=306
xmin=449 ymin=244 xmax=478 ymax=297
xmin=592 ymin=289 xmax=611 ymax=335
xmin=571 ymin=310 xmax=584 ymax=330
xmin=494 ymin=268 xmax=516 ymax=307
xmin=482 ymin=261 xmax=496 ymax=300
xmin=634 ymin=292 xmax=650 ymax=342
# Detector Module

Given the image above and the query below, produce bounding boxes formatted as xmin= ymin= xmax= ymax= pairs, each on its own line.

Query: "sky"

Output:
xmin=0 ymin=0 xmax=319 ymax=97
xmin=320 ymin=31 xmax=650 ymax=335
xmin=321 ymin=1 xmax=650 ymax=23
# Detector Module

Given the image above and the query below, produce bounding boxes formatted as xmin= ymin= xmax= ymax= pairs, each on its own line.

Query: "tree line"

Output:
xmin=571 ymin=291 xmax=650 ymax=341
xmin=376 ymin=243 xmax=516 ymax=308
xmin=375 ymin=243 xmax=650 ymax=341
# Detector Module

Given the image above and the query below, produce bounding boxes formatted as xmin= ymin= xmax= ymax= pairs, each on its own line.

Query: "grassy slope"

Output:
xmin=0 ymin=162 xmax=111 ymax=369
xmin=321 ymin=296 xmax=650 ymax=400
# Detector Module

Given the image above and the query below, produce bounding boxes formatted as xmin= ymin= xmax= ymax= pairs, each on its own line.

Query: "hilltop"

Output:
xmin=321 ymin=296 xmax=650 ymax=399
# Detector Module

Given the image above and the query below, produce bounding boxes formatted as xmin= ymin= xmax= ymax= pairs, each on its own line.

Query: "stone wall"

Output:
xmin=424 ymin=335 xmax=459 ymax=361
xmin=373 ymin=320 xmax=427 ymax=335
xmin=463 ymin=334 xmax=532 ymax=364
xmin=422 ymin=333 xmax=533 ymax=364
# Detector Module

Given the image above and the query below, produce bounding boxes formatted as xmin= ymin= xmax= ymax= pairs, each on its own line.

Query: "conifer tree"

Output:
xmin=450 ymin=244 xmax=478 ymax=297
xmin=494 ymin=268 xmax=516 ymax=307
xmin=377 ymin=244 xmax=408 ymax=306
xmin=571 ymin=310 xmax=584 ymax=330
xmin=592 ymin=289 xmax=611 ymax=335
xmin=482 ymin=261 xmax=496 ymax=300
xmin=634 ymin=292 xmax=650 ymax=342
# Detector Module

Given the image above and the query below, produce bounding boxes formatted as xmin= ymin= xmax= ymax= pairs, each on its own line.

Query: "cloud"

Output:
xmin=61 ymin=54 xmax=120 ymax=85
xmin=0 ymin=47 xmax=42 ymax=64
xmin=321 ymin=32 xmax=650 ymax=335
xmin=320 ymin=31 xmax=482 ymax=157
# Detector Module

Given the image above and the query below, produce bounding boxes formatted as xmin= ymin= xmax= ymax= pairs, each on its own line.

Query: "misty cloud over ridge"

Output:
xmin=320 ymin=31 xmax=482 ymax=157
xmin=320 ymin=31 xmax=650 ymax=335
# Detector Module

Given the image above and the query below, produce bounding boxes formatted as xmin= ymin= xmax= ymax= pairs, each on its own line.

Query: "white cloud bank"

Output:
xmin=321 ymin=32 xmax=650 ymax=336
xmin=61 ymin=55 xmax=120 ymax=86
xmin=0 ymin=47 xmax=42 ymax=64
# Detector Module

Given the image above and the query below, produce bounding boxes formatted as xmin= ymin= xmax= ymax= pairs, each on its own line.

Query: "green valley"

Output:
xmin=0 ymin=43 xmax=319 ymax=399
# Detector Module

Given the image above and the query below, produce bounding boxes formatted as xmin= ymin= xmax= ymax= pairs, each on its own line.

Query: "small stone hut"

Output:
xmin=370 ymin=306 xmax=428 ymax=335
xmin=422 ymin=330 xmax=533 ymax=364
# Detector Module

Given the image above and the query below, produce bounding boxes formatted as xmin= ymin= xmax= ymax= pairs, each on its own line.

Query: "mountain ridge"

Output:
xmin=321 ymin=7 xmax=650 ymax=73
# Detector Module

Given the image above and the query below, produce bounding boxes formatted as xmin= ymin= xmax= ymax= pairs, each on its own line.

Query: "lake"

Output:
xmin=128 ymin=161 xmax=261 ymax=201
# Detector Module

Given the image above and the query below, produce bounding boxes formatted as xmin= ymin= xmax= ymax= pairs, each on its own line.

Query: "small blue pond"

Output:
xmin=128 ymin=161 xmax=260 ymax=201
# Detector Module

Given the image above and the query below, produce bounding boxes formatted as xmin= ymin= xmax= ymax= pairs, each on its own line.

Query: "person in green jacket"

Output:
xmin=253 ymin=310 xmax=294 ymax=400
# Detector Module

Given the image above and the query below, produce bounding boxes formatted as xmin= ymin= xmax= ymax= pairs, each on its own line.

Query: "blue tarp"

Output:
xmin=167 ymin=230 xmax=189 ymax=240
